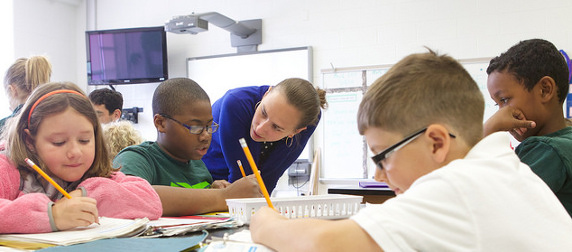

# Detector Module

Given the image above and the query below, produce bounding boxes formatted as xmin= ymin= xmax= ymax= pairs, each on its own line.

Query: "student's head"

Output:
xmin=152 ymin=78 xmax=213 ymax=161
xmin=102 ymin=120 xmax=144 ymax=159
xmin=88 ymin=88 xmax=124 ymax=124
xmin=5 ymin=82 xmax=113 ymax=183
xmin=3 ymin=56 xmax=52 ymax=110
xmin=486 ymin=39 xmax=569 ymax=141
xmin=357 ymin=50 xmax=483 ymax=194
xmin=251 ymin=78 xmax=327 ymax=143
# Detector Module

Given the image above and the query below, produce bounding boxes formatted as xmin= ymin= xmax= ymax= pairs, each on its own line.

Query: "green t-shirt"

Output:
xmin=113 ymin=141 xmax=213 ymax=189
xmin=516 ymin=127 xmax=572 ymax=217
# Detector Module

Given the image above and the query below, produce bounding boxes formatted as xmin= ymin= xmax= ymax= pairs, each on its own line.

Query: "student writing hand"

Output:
xmin=52 ymin=189 xmax=99 ymax=230
xmin=211 ymin=180 xmax=231 ymax=189
xmin=223 ymin=174 xmax=263 ymax=198
xmin=483 ymin=106 xmax=536 ymax=137
xmin=250 ymin=206 xmax=286 ymax=241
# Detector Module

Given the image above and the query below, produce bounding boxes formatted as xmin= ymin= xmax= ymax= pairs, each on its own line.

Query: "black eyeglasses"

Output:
xmin=159 ymin=113 xmax=219 ymax=135
xmin=371 ymin=127 xmax=456 ymax=170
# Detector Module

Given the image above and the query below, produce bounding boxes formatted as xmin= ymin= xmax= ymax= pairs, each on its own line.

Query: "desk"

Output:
xmin=328 ymin=186 xmax=395 ymax=204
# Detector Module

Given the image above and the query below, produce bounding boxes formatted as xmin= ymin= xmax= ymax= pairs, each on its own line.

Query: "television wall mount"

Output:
xmin=165 ymin=12 xmax=262 ymax=53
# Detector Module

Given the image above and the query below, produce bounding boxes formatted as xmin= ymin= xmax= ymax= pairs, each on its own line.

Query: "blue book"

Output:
xmin=358 ymin=181 xmax=389 ymax=188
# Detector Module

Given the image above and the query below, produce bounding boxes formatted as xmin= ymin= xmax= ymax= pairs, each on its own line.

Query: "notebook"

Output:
xmin=0 ymin=217 xmax=149 ymax=250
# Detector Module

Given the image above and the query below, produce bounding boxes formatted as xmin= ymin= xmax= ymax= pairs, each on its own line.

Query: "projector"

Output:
xmin=165 ymin=15 xmax=208 ymax=34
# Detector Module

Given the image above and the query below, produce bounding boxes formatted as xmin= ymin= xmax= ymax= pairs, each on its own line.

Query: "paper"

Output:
xmin=202 ymin=240 xmax=274 ymax=252
xmin=145 ymin=215 xmax=241 ymax=237
xmin=0 ymin=217 xmax=148 ymax=249
xmin=202 ymin=230 xmax=274 ymax=252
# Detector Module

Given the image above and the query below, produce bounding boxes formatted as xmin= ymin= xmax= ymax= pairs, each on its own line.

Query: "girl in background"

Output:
xmin=0 ymin=82 xmax=162 ymax=234
xmin=1 ymin=56 xmax=52 ymax=130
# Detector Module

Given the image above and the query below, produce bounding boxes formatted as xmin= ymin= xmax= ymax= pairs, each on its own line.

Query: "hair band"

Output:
xmin=27 ymin=89 xmax=85 ymax=128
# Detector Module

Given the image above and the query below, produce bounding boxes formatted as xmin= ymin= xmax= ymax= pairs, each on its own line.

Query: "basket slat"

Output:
xmin=226 ymin=194 xmax=363 ymax=223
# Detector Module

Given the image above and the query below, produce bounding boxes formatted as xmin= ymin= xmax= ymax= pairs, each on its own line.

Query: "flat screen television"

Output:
xmin=86 ymin=26 xmax=168 ymax=85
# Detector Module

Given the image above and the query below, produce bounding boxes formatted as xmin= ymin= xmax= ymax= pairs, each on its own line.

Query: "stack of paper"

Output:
xmin=145 ymin=215 xmax=240 ymax=237
xmin=0 ymin=217 xmax=148 ymax=250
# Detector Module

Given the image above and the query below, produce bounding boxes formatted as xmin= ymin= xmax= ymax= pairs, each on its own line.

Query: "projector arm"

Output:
xmin=165 ymin=12 xmax=262 ymax=52
xmin=198 ymin=12 xmax=255 ymax=39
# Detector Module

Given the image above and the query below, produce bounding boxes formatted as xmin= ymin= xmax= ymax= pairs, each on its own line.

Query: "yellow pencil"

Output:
xmin=239 ymin=138 xmax=275 ymax=210
xmin=25 ymin=158 xmax=72 ymax=199
xmin=237 ymin=160 xmax=246 ymax=177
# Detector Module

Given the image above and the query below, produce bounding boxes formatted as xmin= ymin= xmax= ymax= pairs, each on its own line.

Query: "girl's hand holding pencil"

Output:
xmin=52 ymin=189 xmax=100 ymax=230
xmin=25 ymin=158 xmax=100 ymax=230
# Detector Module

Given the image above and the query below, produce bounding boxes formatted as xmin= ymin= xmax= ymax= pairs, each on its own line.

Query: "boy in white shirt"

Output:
xmin=249 ymin=50 xmax=572 ymax=251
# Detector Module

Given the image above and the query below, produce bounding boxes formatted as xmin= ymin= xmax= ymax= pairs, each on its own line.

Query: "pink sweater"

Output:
xmin=0 ymin=154 xmax=162 ymax=234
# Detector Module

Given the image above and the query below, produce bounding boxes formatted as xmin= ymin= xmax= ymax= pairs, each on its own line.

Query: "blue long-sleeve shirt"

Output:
xmin=203 ymin=86 xmax=317 ymax=193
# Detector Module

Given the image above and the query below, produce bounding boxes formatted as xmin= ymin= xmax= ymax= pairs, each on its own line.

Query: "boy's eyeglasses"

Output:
xmin=159 ymin=113 xmax=219 ymax=135
xmin=371 ymin=127 xmax=456 ymax=170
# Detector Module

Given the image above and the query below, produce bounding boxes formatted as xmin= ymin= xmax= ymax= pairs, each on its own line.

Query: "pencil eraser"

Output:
xmin=25 ymin=158 xmax=34 ymax=167
xmin=239 ymin=138 xmax=247 ymax=147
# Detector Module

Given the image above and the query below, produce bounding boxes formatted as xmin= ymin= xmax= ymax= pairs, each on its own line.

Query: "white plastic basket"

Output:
xmin=226 ymin=194 xmax=363 ymax=224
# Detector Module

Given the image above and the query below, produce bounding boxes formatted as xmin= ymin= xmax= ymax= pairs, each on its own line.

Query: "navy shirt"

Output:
xmin=202 ymin=86 xmax=318 ymax=193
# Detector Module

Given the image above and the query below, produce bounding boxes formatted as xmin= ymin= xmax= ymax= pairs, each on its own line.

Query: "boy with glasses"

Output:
xmin=114 ymin=78 xmax=262 ymax=216
xmin=249 ymin=51 xmax=572 ymax=251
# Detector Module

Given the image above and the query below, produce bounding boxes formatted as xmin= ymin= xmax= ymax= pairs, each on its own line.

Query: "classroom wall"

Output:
xmin=13 ymin=0 xmax=85 ymax=87
xmin=81 ymin=0 xmax=572 ymax=142
xmin=11 ymin=0 xmax=572 ymax=187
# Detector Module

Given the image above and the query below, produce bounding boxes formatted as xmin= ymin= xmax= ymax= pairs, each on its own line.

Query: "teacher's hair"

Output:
xmin=273 ymin=78 xmax=327 ymax=129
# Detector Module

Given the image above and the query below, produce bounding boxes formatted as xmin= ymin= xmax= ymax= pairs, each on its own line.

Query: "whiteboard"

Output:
xmin=322 ymin=91 xmax=365 ymax=178
xmin=187 ymin=47 xmax=312 ymax=104
xmin=461 ymin=60 xmax=497 ymax=121
xmin=321 ymin=59 xmax=492 ymax=179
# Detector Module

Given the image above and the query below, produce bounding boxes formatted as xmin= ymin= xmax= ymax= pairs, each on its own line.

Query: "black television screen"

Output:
xmin=86 ymin=26 xmax=168 ymax=85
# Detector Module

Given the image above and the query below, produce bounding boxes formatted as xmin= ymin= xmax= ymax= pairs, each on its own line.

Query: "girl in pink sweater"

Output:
xmin=0 ymin=82 xmax=162 ymax=234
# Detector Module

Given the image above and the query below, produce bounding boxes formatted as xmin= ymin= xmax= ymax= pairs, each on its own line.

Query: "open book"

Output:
xmin=0 ymin=217 xmax=149 ymax=250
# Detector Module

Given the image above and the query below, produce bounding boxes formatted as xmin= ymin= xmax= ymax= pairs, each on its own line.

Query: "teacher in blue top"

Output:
xmin=203 ymin=78 xmax=327 ymax=193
